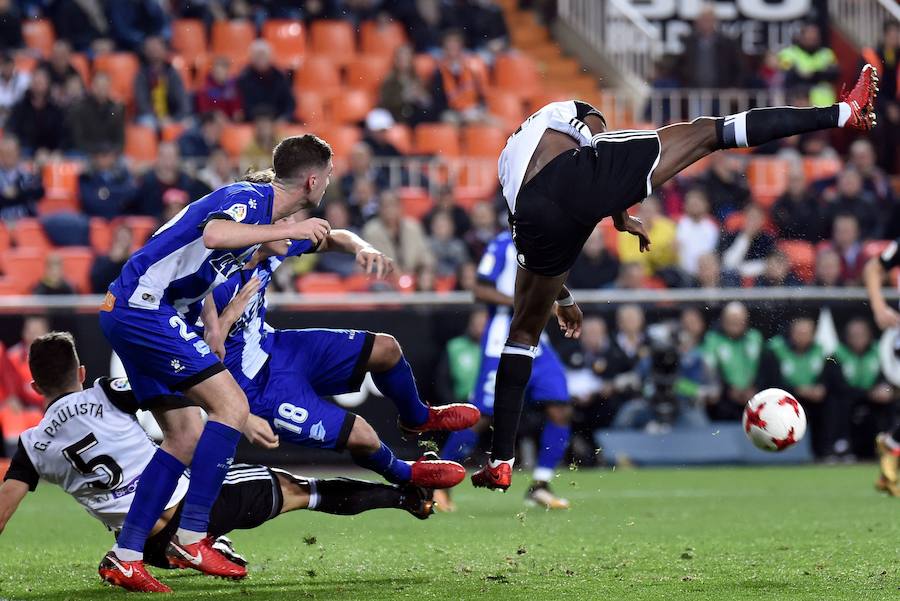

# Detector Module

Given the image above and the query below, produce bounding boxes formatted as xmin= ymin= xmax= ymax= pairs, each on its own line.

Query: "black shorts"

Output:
xmin=142 ymin=464 xmax=283 ymax=568
xmin=510 ymin=131 xmax=661 ymax=276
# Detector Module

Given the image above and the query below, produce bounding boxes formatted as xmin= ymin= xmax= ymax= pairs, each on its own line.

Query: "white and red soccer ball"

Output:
xmin=742 ymin=388 xmax=807 ymax=452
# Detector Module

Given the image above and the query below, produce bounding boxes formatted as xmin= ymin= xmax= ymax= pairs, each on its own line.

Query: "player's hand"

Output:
xmin=554 ymin=301 xmax=583 ymax=339
xmin=243 ymin=414 xmax=279 ymax=449
xmin=615 ymin=215 xmax=651 ymax=253
xmin=356 ymin=247 xmax=394 ymax=279
xmin=221 ymin=277 xmax=261 ymax=328
xmin=290 ymin=218 xmax=331 ymax=245
xmin=874 ymin=305 xmax=900 ymax=330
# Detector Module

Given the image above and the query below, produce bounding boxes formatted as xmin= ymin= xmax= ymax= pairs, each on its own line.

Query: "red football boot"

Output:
xmin=407 ymin=453 xmax=466 ymax=488
xmin=98 ymin=552 xmax=172 ymax=593
xmin=841 ymin=64 xmax=879 ymax=131
xmin=471 ymin=461 xmax=512 ymax=491
xmin=166 ymin=535 xmax=247 ymax=579
xmin=399 ymin=403 xmax=481 ymax=434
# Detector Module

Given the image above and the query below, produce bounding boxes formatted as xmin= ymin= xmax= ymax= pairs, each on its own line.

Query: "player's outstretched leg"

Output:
xmin=526 ymin=404 xmax=572 ymax=510
xmin=472 ymin=268 xmax=568 ymax=491
xmin=292 ymin=475 xmax=436 ymax=519
xmin=367 ymin=333 xmax=480 ymax=434
xmin=875 ymin=431 xmax=900 ymax=495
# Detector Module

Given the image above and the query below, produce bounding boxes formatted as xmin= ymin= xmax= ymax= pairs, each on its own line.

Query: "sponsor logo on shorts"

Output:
xmin=309 ymin=420 xmax=326 ymax=442
xmin=171 ymin=359 xmax=184 ymax=373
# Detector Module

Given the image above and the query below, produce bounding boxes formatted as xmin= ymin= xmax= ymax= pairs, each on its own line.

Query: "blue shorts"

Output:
xmin=472 ymin=340 xmax=569 ymax=416
xmin=99 ymin=303 xmax=224 ymax=407
xmin=249 ymin=329 xmax=375 ymax=450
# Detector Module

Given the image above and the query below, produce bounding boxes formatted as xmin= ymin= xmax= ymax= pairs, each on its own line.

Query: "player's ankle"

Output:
xmin=489 ymin=457 xmax=514 ymax=469
xmin=111 ymin=545 xmax=143 ymax=562
xmin=175 ymin=528 xmax=205 ymax=546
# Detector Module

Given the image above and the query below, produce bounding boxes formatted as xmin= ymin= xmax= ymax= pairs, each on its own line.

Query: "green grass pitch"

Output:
xmin=0 ymin=465 xmax=897 ymax=600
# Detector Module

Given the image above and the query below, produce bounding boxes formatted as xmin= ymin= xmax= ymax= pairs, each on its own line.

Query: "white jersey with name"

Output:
xmin=17 ymin=378 xmax=189 ymax=530
xmin=497 ymin=101 xmax=596 ymax=213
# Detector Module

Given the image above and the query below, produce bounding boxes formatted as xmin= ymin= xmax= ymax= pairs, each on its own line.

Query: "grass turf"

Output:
xmin=0 ymin=464 xmax=897 ymax=600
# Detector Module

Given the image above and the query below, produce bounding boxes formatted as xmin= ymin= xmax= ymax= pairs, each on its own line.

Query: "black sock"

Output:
xmin=310 ymin=478 xmax=404 ymax=515
xmin=489 ymin=346 xmax=535 ymax=461
xmin=715 ymin=105 xmax=842 ymax=149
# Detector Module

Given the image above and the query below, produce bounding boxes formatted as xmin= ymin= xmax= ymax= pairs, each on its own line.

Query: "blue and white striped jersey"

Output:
xmin=109 ymin=181 xmax=275 ymax=316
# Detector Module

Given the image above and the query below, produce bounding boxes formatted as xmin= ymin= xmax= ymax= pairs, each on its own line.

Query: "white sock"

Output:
xmin=175 ymin=527 xmax=205 ymax=545
xmin=111 ymin=545 xmax=143 ymax=562
xmin=885 ymin=434 xmax=900 ymax=451
xmin=837 ymin=102 xmax=852 ymax=127
xmin=532 ymin=467 xmax=554 ymax=483
xmin=489 ymin=457 xmax=515 ymax=469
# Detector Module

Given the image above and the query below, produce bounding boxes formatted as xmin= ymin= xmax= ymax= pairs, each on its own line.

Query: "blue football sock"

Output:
xmin=116 ymin=448 xmax=186 ymax=554
xmin=372 ymin=357 xmax=430 ymax=427
xmin=352 ymin=442 xmax=412 ymax=484
xmin=535 ymin=421 xmax=571 ymax=481
xmin=178 ymin=420 xmax=241 ymax=536
xmin=441 ymin=428 xmax=478 ymax=462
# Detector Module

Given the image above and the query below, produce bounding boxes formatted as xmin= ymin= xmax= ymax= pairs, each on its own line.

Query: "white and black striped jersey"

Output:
xmin=4 ymin=378 xmax=189 ymax=530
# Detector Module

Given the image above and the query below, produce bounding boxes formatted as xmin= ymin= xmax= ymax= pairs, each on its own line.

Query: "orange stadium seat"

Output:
xmin=294 ymin=57 xmax=342 ymax=99
xmin=279 ymin=124 xmax=308 ymax=139
xmin=461 ymin=125 xmax=507 ymax=158
xmin=161 ymin=122 xmax=187 ymax=142
xmin=11 ymin=219 xmax=51 ymax=252
xmin=70 ymin=54 xmax=91 ymax=84
xmin=125 ymin=125 xmax=159 ymax=164
xmin=485 ymin=90 xmax=525 ymax=132
xmin=360 ymin=20 xmax=407 ymax=59
xmin=42 ymin=161 xmax=81 ymax=202
xmin=219 ymin=124 xmax=255 ymax=157
xmin=22 ymin=19 xmax=54 ymax=58
xmin=398 ymin=187 xmax=432 ymax=219
xmin=382 ymin=124 xmax=412 ymax=155
xmin=344 ymin=273 xmax=375 ymax=292
xmin=13 ymin=54 xmax=37 ymax=73
xmin=345 ymin=56 xmax=391 ymax=92
xmin=55 ymin=247 xmax=94 ymax=293
xmin=0 ymin=277 xmax=25 ymax=295
xmin=328 ymin=89 xmax=374 ymax=124
xmin=123 ymin=216 xmax=159 ymax=250
xmin=747 ymin=157 xmax=790 ymax=207
xmin=90 ymin=218 xmax=112 ymax=254
xmin=863 ymin=240 xmax=893 ymax=261
xmin=0 ymin=223 xmax=9 ymax=255
xmin=313 ymin=124 xmax=361 ymax=162
xmin=297 ymin=273 xmax=346 ymax=294
xmin=413 ymin=54 xmax=437 ymax=82
xmin=454 ymin=187 xmax=491 ymax=211
xmin=309 ymin=20 xmax=356 ymax=66
xmin=294 ymin=91 xmax=326 ymax=125
xmin=211 ymin=20 xmax=256 ymax=69
xmin=803 ymin=156 xmax=842 ymax=182
xmin=493 ymin=54 xmax=541 ymax=100
xmin=93 ymin=53 xmax=140 ymax=104
xmin=263 ymin=19 xmax=306 ymax=70
xmin=37 ymin=197 xmax=79 ymax=215
xmin=777 ymin=240 xmax=815 ymax=282
xmin=414 ymin=123 xmax=460 ymax=157
xmin=172 ymin=19 xmax=208 ymax=66
xmin=3 ymin=248 xmax=46 ymax=290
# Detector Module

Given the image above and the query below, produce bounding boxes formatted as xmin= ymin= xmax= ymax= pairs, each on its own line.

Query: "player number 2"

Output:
xmin=273 ymin=402 xmax=309 ymax=434
xmin=169 ymin=315 xmax=198 ymax=341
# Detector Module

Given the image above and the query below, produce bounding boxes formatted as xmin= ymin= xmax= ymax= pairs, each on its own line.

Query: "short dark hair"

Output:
xmin=272 ymin=134 xmax=332 ymax=181
xmin=29 ymin=331 xmax=80 ymax=393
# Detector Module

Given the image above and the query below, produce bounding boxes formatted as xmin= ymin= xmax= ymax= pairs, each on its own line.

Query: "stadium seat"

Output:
xmin=803 ymin=156 xmax=842 ymax=182
xmin=13 ymin=54 xmax=37 ymax=73
xmin=211 ymin=20 xmax=256 ymax=69
xmin=37 ymin=197 xmax=79 ymax=215
xmin=3 ymin=248 xmax=46 ymax=291
xmin=93 ymin=53 xmax=140 ymax=104
xmin=461 ymin=125 xmax=507 ymax=158
xmin=90 ymin=218 xmax=112 ymax=254
xmin=382 ymin=124 xmax=412 ymax=155
xmin=494 ymin=54 xmax=541 ymax=100
xmin=263 ymin=19 xmax=306 ymax=70
xmin=312 ymin=124 xmax=361 ymax=162
xmin=344 ymin=273 xmax=374 ymax=292
xmin=359 ymin=20 xmax=407 ymax=59
xmin=724 ymin=211 xmax=746 ymax=233
xmin=70 ymin=54 xmax=91 ymax=84
xmin=435 ymin=276 xmax=456 ymax=293
xmin=598 ymin=220 xmax=620 ymax=256
xmin=279 ymin=124 xmax=308 ymax=139
xmin=0 ymin=276 xmax=25 ymax=295
xmin=22 ymin=19 xmax=54 ymax=58
xmin=219 ymin=124 xmax=255 ymax=157
xmin=747 ymin=157 xmax=790 ymax=207
xmin=454 ymin=187 xmax=491 ymax=211
xmin=328 ymin=89 xmax=374 ymax=125
xmin=296 ymin=273 xmax=346 ymax=294
xmin=414 ymin=123 xmax=460 ymax=157
xmin=863 ymin=240 xmax=893 ymax=261
xmin=294 ymin=57 xmax=342 ymax=99
xmin=294 ymin=91 xmax=326 ymax=125
xmin=171 ymin=19 xmax=208 ymax=67
xmin=777 ymin=240 xmax=815 ymax=282
xmin=309 ymin=20 xmax=356 ymax=67
xmin=122 ymin=216 xmax=159 ymax=250
xmin=42 ymin=161 xmax=81 ymax=203
xmin=125 ymin=125 xmax=159 ymax=164
xmin=398 ymin=187 xmax=432 ymax=219
xmin=413 ymin=54 xmax=437 ymax=82
xmin=345 ymin=56 xmax=391 ymax=92
xmin=527 ymin=91 xmax=571 ymax=115
xmin=485 ymin=90 xmax=525 ymax=132
xmin=55 ymin=247 xmax=94 ymax=293
xmin=161 ymin=122 xmax=187 ymax=142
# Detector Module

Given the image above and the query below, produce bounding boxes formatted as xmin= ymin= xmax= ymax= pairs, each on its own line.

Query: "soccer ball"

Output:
xmin=742 ymin=388 xmax=807 ymax=452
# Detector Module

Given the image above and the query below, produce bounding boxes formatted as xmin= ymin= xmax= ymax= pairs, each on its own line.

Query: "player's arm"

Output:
xmin=218 ymin=277 xmax=261 ymax=335
xmin=554 ymin=285 xmax=583 ymax=339
xmin=201 ymin=292 xmax=226 ymax=359
xmin=317 ymin=229 xmax=394 ymax=279
xmin=202 ymin=217 xmax=331 ymax=250
xmin=0 ymin=480 xmax=28 ymax=536
xmin=612 ymin=212 xmax=651 ymax=252
xmin=864 ymin=252 xmax=900 ymax=330
xmin=473 ymin=279 xmax=513 ymax=306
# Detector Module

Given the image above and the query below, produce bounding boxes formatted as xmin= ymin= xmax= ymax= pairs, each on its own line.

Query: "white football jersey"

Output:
xmin=497 ymin=100 xmax=598 ymax=213
xmin=17 ymin=378 xmax=189 ymax=530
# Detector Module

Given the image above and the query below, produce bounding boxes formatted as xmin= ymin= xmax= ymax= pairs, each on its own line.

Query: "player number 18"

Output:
xmin=273 ymin=402 xmax=309 ymax=434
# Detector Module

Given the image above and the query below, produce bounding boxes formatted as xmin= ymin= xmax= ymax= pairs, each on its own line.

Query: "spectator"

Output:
xmin=196 ymin=56 xmax=244 ymax=121
xmin=464 ymin=201 xmax=498 ymax=260
xmin=50 ymin=0 xmax=112 ymax=53
xmin=0 ymin=0 xmax=23 ymax=51
xmin=719 ymin=204 xmax=776 ymax=278
xmin=362 ymin=190 xmax=435 ymax=273
xmin=39 ymin=40 xmax=82 ymax=104
xmin=33 ymin=253 xmax=75 ymax=295
xmin=241 ymin=109 xmax=278 ymax=171
xmin=456 ymin=0 xmax=509 ymax=54
xmin=415 ymin=264 xmax=437 ymax=291
xmin=456 ymin=261 xmax=477 ymax=291
xmin=824 ymin=168 xmax=879 ymax=239
xmin=394 ymin=0 xmax=452 ymax=53
xmin=694 ymin=253 xmax=728 ymax=289
xmin=754 ymin=250 xmax=803 ymax=287
xmin=197 ymin=147 xmax=238 ymax=191
xmin=339 ymin=142 xmax=388 ymax=202
xmin=78 ymin=145 xmax=138 ymax=219
xmin=429 ymin=210 xmax=470 ymax=276
xmin=617 ymin=195 xmax=677 ymax=277
xmin=0 ymin=317 xmax=49 ymax=455
xmin=363 ymin=108 xmax=402 ymax=157
xmin=177 ymin=111 xmax=225 ymax=161
xmin=434 ymin=307 xmax=487 ymax=406
xmin=771 ymin=163 xmax=823 ymax=242
xmin=347 ymin=178 xmax=380 ymax=225
xmin=821 ymin=213 xmax=866 ymax=285
xmin=814 ymin=248 xmax=843 ymax=287
xmin=66 ymin=72 xmax=126 ymax=154
xmin=862 ymin=20 xmax=900 ymax=174
xmin=160 ymin=187 xmax=191 ymax=223
xmin=847 ymin=139 xmax=894 ymax=208
xmin=134 ymin=36 xmax=189 ymax=128
xmin=314 ymin=201 xmax=361 ymax=277
xmin=0 ymin=137 xmax=43 ymax=222
xmin=676 ymin=5 xmax=744 ymax=88
xmin=698 ymin=153 xmax=751 ymax=220
xmin=616 ymin=261 xmax=646 ymax=290
xmin=676 ymin=188 xmax=719 ymax=277
xmin=779 ymin=22 xmax=839 ymax=106
xmin=614 ymin=304 xmax=648 ymax=366
xmin=431 ymin=30 xmax=489 ymax=124
xmin=134 ymin=142 xmax=210 ymax=219
xmin=237 ymin=40 xmax=295 ymax=122
xmin=0 ymin=50 xmax=29 ymax=127
xmin=90 ymin=224 xmax=133 ymax=293
xmin=568 ymin=228 xmax=619 ymax=289
xmin=380 ymin=44 xmax=435 ymax=125
xmin=8 ymin=68 xmax=66 ymax=155
xmin=424 ymin=184 xmax=471 ymax=238
xmin=703 ymin=301 xmax=763 ymax=421
xmin=108 ymin=0 xmax=170 ymax=53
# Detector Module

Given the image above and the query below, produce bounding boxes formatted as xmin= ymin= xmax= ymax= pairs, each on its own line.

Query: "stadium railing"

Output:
xmin=829 ymin=0 xmax=900 ymax=49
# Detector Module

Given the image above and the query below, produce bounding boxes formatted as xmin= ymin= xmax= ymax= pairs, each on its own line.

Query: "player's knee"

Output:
xmin=545 ymin=403 xmax=573 ymax=426
xmin=347 ymin=416 xmax=381 ymax=455
xmin=159 ymin=411 xmax=205 ymax=461
xmin=368 ymin=333 xmax=402 ymax=372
